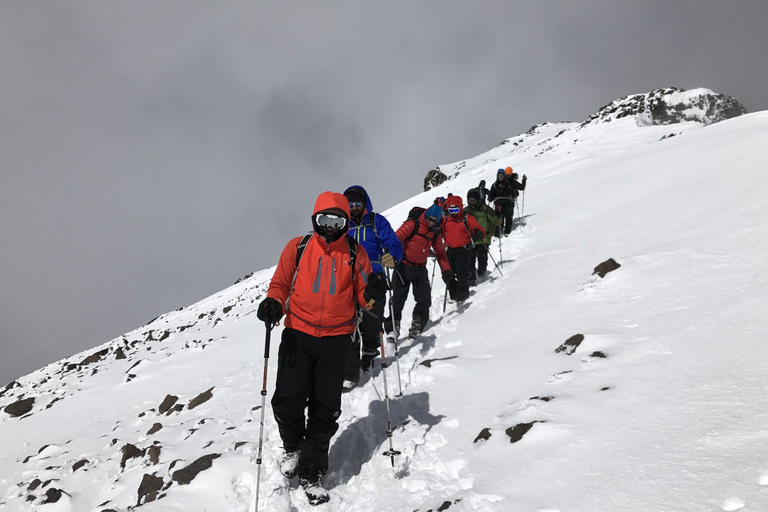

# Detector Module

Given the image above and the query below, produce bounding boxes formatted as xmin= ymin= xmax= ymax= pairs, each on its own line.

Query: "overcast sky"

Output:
xmin=2 ymin=1 xmax=767 ymax=385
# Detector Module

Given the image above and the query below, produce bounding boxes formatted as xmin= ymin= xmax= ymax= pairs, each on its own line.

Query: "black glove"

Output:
xmin=522 ymin=174 xmax=527 ymax=182
xmin=472 ymin=231 xmax=484 ymax=242
xmin=364 ymin=272 xmax=388 ymax=302
xmin=257 ymin=297 xmax=282 ymax=327
xmin=441 ymin=270 xmax=453 ymax=284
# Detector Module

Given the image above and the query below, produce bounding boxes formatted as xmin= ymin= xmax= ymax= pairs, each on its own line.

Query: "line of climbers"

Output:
xmin=255 ymin=168 xmax=526 ymax=505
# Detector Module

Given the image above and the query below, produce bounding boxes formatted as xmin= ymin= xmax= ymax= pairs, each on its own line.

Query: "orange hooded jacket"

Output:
xmin=266 ymin=191 xmax=373 ymax=337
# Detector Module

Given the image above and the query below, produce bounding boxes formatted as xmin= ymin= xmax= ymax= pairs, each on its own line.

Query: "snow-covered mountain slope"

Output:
xmin=2 ymin=94 xmax=767 ymax=512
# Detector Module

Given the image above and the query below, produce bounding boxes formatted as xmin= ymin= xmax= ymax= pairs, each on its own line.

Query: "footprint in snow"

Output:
xmin=547 ymin=371 xmax=573 ymax=384
xmin=759 ymin=471 xmax=768 ymax=485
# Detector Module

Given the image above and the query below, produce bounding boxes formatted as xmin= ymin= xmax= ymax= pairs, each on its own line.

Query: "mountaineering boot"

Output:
xmin=279 ymin=449 xmax=300 ymax=479
xmin=385 ymin=320 xmax=400 ymax=342
xmin=301 ymin=478 xmax=330 ymax=506
xmin=408 ymin=317 xmax=421 ymax=339
xmin=361 ymin=346 xmax=378 ymax=373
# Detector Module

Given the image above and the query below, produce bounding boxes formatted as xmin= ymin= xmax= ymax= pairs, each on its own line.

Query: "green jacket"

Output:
xmin=465 ymin=203 xmax=500 ymax=245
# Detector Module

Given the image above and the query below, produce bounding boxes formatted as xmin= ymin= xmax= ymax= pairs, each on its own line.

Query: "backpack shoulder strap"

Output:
xmin=402 ymin=217 xmax=421 ymax=245
xmin=295 ymin=233 xmax=313 ymax=267
xmin=345 ymin=235 xmax=358 ymax=268
xmin=369 ymin=211 xmax=379 ymax=238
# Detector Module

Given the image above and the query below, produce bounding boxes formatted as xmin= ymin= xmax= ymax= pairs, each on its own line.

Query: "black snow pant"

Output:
xmin=469 ymin=243 xmax=489 ymax=281
xmin=494 ymin=198 xmax=515 ymax=235
xmin=386 ymin=262 xmax=432 ymax=333
xmin=446 ymin=247 xmax=473 ymax=302
xmin=344 ymin=298 xmax=385 ymax=383
xmin=271 ymin=327 xmax=352 ymax=481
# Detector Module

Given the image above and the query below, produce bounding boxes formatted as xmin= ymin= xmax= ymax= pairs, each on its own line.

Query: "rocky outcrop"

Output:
xmin=424 ymin=167 xmax=449 ymax=191
xmin=582 ymin=87 xmax=746 ymax=127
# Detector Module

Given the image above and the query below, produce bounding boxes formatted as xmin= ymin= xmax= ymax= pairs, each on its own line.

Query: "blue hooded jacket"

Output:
xmin=344 ymin=185 xmax=404 ymax=275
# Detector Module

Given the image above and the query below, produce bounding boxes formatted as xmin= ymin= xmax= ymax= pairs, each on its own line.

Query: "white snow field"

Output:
xmin=2 ymin=96 xmax=767 ymax=512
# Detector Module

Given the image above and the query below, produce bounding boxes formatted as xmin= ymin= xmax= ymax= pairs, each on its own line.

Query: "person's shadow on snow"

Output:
xmin=325 ymin=391 xmax=443 ymax=488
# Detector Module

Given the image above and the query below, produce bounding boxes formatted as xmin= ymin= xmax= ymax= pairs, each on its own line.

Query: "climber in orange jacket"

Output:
xmin=256 ymin=191 xmax=386 ymax=504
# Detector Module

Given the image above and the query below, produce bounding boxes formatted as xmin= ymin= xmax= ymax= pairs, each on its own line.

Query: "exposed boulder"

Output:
xmin=473 ymin=428 xmax=492 ymax=443
xmin=593 ymin=258 xmax=621 ymax=278
xmin=555 ymin=334 xmax=585 ymax=355
xmin=4 ymin=397 xmax=35 ymax=417
xmin=158 ymin=395 xmax=179 ymax=415
xmin=120 ymin=443 xmax=145 ymax=469
xmin=147 ymin=423 xmax=163 ymax=435
xmin=136 ymin=473 xmax=164 ymax=505
xmin=506 ymin=422 xmax=535 ymax=443
xmin=171 ymin=454 xmax=221 ymax=485
xmin=188 ymin=387 xmax=214 ymax=410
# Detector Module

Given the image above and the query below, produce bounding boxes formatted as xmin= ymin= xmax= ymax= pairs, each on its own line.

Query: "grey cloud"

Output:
xmin=1 ymin=1 xmax=767 ymax=384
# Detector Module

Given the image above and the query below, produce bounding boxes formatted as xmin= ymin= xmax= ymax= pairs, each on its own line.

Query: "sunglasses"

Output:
xmin=348 ymin=202 xmax=364 ymax=208
xmin=426 ymin=216 xmax=439 ymax=224
xmin=315 ymin=213 xmax=347 ymax=229
xmin=447 ymin=206 xmax=460 ymax=215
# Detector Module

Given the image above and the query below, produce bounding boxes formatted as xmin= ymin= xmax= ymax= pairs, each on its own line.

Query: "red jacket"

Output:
xmin=442 ymin=196 xmax=485 ymax=249
xmin=267 ymin=192 xmax=373 ymax=337
xmin=395 ymin=212 xmax=451 ymax=272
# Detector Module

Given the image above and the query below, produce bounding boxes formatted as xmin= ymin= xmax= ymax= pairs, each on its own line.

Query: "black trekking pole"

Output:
xmin=385 ymin=268 xmax=404 ymax=397
xmin=442 ymin=282 xmax=449 ymax=313
xmin=522 ymin=190 xmax=525 ymax=219
xmin=484 ymin=243 xmax=503 ymax=276
xmin=378 ymin=330 xmax=401 ymax=466
xmin=254 ymin=325 xmax=273 ymax=512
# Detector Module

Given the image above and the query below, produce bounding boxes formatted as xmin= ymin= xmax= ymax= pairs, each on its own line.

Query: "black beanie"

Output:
xmin=344 ymin=189 xmax=365 ymax=204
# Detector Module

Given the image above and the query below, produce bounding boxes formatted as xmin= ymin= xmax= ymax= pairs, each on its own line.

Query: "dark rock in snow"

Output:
xmin=424 ymin=167 xmax=449 ymax=191
xmin=419 ymin=356 xmax=458 ymax=368
xmin=473 ymin=428 xmax=492 ymax=443
xmin=72 ymin=459 xmax=88 ymax=472
xmin=147 ymin=445 xmax=162 ymax=465
xmin=136 ymin=473 xmax=164 ymax=505
xmin=593 ymin=258 xmax=621 ymax=278
xmin=506 ymin=422 xmax=536 ymax=443
xmin=188 ymin=387 xmax=214 ymax=410
xmin=80 ymin=349 xmax=108 ymax=366
xmin=147 ymin=423 xmax=163 ymax=435
xmin=4 ymin=397 xmax=35 ymax=417
xmin=171 ymin=454 xmax=221 ymax=485
xmin=27 ymin=479 xmax=42 ymax=491
xmin=42 ymin=488 xmax=64 ymax=504
xmin=120 ymin=443 xmax=145 ymax=469
xmin=591 ymin=351 xmax=608 ymax=358
xmin=158 ymin=395 xmax=179 ymax=415
xmin=555 ymin=334 xmax=584 ymax=355
xmin=115 ymin=347 xmax=127 ymax=360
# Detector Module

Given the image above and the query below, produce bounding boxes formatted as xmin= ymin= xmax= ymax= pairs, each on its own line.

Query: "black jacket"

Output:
xmin=488 ymin=175 xmax=526 ymax=202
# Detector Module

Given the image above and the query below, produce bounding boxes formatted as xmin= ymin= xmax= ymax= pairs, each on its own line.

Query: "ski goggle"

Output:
xmin=348 ymin=201 xmax=364 ymax=208
xmin=315 ymin=213 xmax=347 ymax=229
xmin=447 ymin=206 xmax=460 ymax=215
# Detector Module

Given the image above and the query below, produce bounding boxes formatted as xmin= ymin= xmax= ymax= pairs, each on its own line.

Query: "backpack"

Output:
xmin=402 ymin=207 xmax=439 ymax=245
xmin=286 ymin=233 xmax=362 ymax=327
xmin=295 ymin=232 xmax=358 ymax=269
